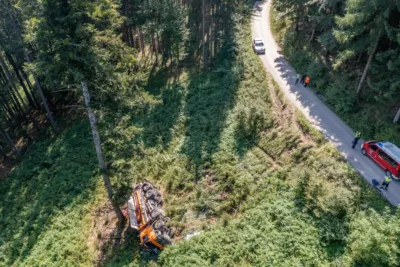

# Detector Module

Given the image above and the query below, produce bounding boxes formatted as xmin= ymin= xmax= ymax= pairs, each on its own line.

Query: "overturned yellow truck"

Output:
xmin=125 ymin=180 xmax=172 ymax=253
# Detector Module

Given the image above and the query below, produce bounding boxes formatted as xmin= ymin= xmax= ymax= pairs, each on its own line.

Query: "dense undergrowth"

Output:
xmin=1 ymin=3 xmax=399 ymax=267
xmin=155 ymin=20 xmax=400 ymax=267
xmin=0 ymin=120 xmax=104 ymax=266
xmin=270 ymin=5 xmax=400 ymax=145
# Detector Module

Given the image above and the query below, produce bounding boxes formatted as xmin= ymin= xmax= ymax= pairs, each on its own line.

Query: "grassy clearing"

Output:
xmin=0 ymin=4 xmax=396 ymax=267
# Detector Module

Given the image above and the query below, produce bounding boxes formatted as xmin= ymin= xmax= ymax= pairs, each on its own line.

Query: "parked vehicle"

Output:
xmin=252 ymin=38 xmax=265 ymax=54
xmin=361 ymin=141 xmax=400 ymax=179
xmin=125 ymin=180 xmax=172 ymax=253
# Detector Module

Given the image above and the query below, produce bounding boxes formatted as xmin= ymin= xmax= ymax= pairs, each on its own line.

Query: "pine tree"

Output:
xmin=333 ymin=0 xmax=394 ymax=95
xmin=1 ymin=0 xmax=58 ymax=133
xmin=33 ymin=0 xmax=137 ymax=220
xmin=274 ymin=0 xmax=309 ymax=32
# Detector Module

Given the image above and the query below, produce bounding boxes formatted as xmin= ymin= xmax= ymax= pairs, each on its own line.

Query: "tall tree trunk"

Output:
xmin=309 ymin=25 xmax=316 ymax=43
xmin=2 ymin=100 xmax=15 ymax=118
xmin=0 ymin=54 xmax=28 ymax=110
xmin=3 ymin=0 xmax=58 ymax=133
xmin=209 ymin=3 xmax=214 ymax=66
xmin=5 ymin=52 xmax=36 ymax=107
xmin=394 ymin=107 xmax=400 ymax=123
xmin=4 ymin=95 xmax=18 ymax=116
xmin=356 ymin=30 xmax=382 ymax=95
xmin=0 ymin=128 xmax=20 ymax=157
xmin=81 ymin=81 xmax=124 ymax=221
xmin=128 ymin=25 xmax=134 ymax=48
xmin=24 ymin=54 xmax=59 ymax=134
xmin=0 ymin=60 xmax=29 ymax=113
xmin=20 ymin=69 xmax=39 ymax=105
xmin=141 ymin=29 xmax=145 ymax=53
xmin=6 ymin=86 xmax=24 ymax=115
xmin=0 ymin=143 xmax=7 ymax=159
xmin=202 ymin=0 xmax=206 ymax=69
xmin=214 ymin=2 xmax=219 ymax=56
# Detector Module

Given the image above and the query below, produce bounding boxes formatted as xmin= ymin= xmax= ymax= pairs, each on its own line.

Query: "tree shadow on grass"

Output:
xmin=234 ymin=107 xmax=274 ymax=159
xmin=180 ymin=64 xmax=241 ymax=179
xmin=0 ymin=120 xmax=99 ymax=266
xmin=144 ymin=65 xmax=172 ymax=96
xmin=113 ymin=63 xmax=186 ymax=151
xmin=179 ymin=16 xmax=245 ymax=179
xmin=139 ymin=80 xmax=184 ymax=148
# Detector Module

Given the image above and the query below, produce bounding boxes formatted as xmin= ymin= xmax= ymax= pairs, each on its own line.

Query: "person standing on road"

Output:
xmin=304 ymin=76 xmax=310 ymax=87
xmin=351 ymin=131 xmax=361 ymax=149
xmin=380 ymin=175 xmax=392 ymax=191
xmin=300 ymin=74 xmax=307 ymax=85
xmin=295 ymin=73 xmax=301 ymax=85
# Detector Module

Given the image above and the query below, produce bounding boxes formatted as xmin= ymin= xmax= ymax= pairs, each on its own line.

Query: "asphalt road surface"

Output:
xmin=252 ymin=0 xmax=400 ymax=206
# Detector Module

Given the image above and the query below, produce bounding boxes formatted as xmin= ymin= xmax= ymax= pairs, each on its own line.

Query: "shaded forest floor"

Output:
xmin=0 ymin=101 xmax=78 ymax=180
xmin=0 ymin=9 xmax=395 ymax=267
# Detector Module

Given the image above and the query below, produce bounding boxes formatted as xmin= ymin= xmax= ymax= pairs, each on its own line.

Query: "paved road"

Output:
xmin=252 ymin=0 xmax=400 ymax=206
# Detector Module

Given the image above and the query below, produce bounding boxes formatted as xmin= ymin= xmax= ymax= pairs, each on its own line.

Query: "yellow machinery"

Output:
xmin=126 ymin=180 xmax=172 ymax=253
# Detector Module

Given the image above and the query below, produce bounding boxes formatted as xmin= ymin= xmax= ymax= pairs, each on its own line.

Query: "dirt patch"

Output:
xmin=268 ymin=79 xmax=296 ymax=128
xmin=267 ymin=78 xmax=312 ymax=145
xmin=89 ymin=202 xmax=130 ymax=266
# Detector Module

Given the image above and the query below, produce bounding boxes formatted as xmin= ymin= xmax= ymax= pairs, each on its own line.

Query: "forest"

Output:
xmin=0 ymin=0 xmax=399 ymax=266
xmin=271 ymin=0 xmax=400 ymax=144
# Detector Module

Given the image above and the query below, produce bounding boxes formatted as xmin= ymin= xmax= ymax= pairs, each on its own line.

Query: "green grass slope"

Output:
xmin=103 ymin=12 xmax=399 ymax=267
xmin=1 ymin=6 xmax=399 ymax=267
xmin=0 ymin=121 xmax=103 ymax=267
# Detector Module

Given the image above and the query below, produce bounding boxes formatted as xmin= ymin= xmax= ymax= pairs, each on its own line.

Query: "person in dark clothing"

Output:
xmin=300 ymin=74 xmax=307 ymax=84
xmin=351 ymin=131 xmax=361 ymax=149
xmin=295 ymin=73 xmax=301 ymax=85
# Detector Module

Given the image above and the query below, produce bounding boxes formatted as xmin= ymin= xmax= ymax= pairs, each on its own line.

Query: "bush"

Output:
xmin=325 ymin=81 xmax=359 ymax=116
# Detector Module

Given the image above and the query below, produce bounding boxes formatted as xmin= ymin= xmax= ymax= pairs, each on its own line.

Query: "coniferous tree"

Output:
xmin=1 ymin=0 xmax=58 ymax=133
xmin=33 ymin=0 xmax=136 ymax=220
xmin=333 ymin=0 xmax=394 ymax=95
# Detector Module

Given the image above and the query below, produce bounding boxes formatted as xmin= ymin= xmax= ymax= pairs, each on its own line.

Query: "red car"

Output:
xmin=362 ymin=141 xmax=400 ymax=179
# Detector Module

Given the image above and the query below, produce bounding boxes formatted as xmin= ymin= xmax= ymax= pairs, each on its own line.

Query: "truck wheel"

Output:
xmin=162 ymin=216 xmax=171 ymax=223
xmin=142 ymin=183 xmax=153 ymax=193
xmin=154 ymin=195 xmax=163 ymax=205
xmin=146 ymin=190 xmax=161 ymax=200
xmin=361 ymin=148 xmax=367 ymax=156
xmin=152 ymin=220 xmax=164 ymax=230
xmin=151 ymin=208 xmax=164 ymax=219
xmin=160 ymin=233 xmax=172 ymax=244
xmin=145 ymin=189 xmax=156 ymax=199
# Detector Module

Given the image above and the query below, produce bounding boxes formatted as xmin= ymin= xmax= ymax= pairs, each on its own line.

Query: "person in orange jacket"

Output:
xmin=304 ymin=76 xmax=310 ymax=87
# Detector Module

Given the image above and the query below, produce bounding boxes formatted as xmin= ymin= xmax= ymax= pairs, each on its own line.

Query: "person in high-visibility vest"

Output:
xmin=304 ymin=76 xmax=310 ymax=87
xmin=380 ymin=175 xmax=392 ymax=191
xmin=351 ymin=131 xmax=361 ymax=149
